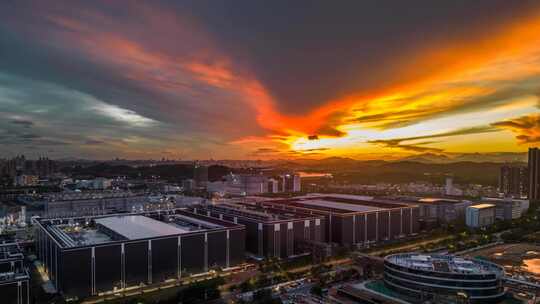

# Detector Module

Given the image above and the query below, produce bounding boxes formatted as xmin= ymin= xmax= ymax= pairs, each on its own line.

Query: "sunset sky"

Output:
xmin=1 ymin=1 xmax=540 ymax=160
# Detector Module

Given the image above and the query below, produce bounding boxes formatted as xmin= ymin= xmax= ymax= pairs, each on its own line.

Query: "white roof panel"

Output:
xmin=95 ymin=215 xmax=187 ymax=240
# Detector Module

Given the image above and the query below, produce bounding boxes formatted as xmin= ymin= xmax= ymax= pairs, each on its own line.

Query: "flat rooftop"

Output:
xmin=0 ymin=243 xmax=23 ymax=262
xmin=269 ymin=195 xmax=409 ymax=214
xmin=207 ymin=202 xmax=314 ymax=221
xmin=297 ymin=199 xmax=383 ymax=212
xmin=40 ymin=210 xmax=231 ymax=248
xmin=418 ymin=198 xmax=463 ymax=204
xmin=96 ymin=215 xmax=187 ymax=240
xmin=387 ymin=253 xmax=503 ymax=275
xmin=469 ymin=203 xmax=495 ymax=210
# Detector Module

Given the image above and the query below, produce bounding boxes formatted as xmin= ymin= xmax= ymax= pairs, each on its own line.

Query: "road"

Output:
xmin=365 ymin=234 xmax=454 ymax=256
xmin=288 ymin=257 xmax=353 ymax=274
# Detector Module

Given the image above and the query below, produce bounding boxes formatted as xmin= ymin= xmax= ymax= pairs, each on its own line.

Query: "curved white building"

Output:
xmin=384 ymin=253 xmax=505 ymax=303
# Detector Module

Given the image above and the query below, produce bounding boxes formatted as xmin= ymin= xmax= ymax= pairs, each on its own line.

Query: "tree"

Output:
xmin=252 ymin=289 xmax=282 ymax=304
xmin=239 ymin=280 xmax=254 ymax=292
xmin=176 ymin=277 xmax=224 ymax=304
xmin=310 ymin=284 xmax=323 ymax=297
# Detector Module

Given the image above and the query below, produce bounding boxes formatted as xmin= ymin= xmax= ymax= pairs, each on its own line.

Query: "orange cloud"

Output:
xmin=492 ymin=114 xmax=540 ymax=144
xmin=39 ymin=7 xmax=540 ymax=158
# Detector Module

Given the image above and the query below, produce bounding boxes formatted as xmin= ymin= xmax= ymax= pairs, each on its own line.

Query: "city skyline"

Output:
xmin=1 ymin=1 xmax=540 ymax=160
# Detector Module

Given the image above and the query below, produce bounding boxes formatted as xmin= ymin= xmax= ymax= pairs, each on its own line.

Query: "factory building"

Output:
xmin=255 ymin=194 xmax=420 ymax=248
xmin=482 ymin=197 xmax=529 ymax=221
xmin=44 ymin=192 xmax=150 ymax=216
xmin=190 ymin=203 xmax=326 ymax=259
xmin=43 ymin=192 xmax=204 ymax=217
xmin=207 ymin=173 xmax=270 ymax=196
xmin=33 ymin=209 xmax=245 ymax=300
xmin=466 ymin=204 xmax=496 ymax=228
xmin=0 ymin=243 xmax=30 ymax=304
xmin=393 ymin=197 xmax=472 ymax=229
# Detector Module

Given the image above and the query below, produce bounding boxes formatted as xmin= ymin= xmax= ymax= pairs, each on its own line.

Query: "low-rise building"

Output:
xmin=13 ymin=175 xmax=38 ymax=187
xmin=191 ymin=202 xmax=325 ymax=259
xmin=257 ymin=194 xmax=420 ymax=248
xmin=482 ymin=197 xmax=529 ymax=221
xmin=92 ymin=178 xmax=112 ymax=190
xmin=34 ymin=209 xmax=245 ymax=300
xmin=182 ymin=179 xmax=195 ymax=192
xmin=44 ymin=191 xmax=150 ymax=216
xmin=466 ymin=204 xmax=496 ymax=228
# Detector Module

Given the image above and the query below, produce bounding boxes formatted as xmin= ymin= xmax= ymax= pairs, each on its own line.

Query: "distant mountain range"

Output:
xmin=281 ymin=152 xmax=527 ymax=168
xmin=58 ymin=152 xmax=528 ymax=187
xmin=397 ymin=152 xmax=527 ymax=164
xmin=277 ymin=153 xmax=528 ymax=186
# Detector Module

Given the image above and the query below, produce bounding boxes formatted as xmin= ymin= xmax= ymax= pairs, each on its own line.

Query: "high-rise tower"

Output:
xmin=528 ymin=148 xmax=540 ymax=202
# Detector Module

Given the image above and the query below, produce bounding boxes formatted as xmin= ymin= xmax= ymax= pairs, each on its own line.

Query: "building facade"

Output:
xmin=466 ymin=204 xmax=496 ymax=228
xmin=482 ymin=198 xmax=529 ymax=221
xmin=193 ymin=164 xmax=209 ymax=188
xmin=258 ymin=195 xmax=420 ymax=248
xmin=499 ymin=165 xmax=528 ymax=198
xmin=191 ymin=203 xmax=325 ymax=259
xmin=34 ymin=210 xmax=245 ymax=300
xmin=44 ymin=192 xmax=150 ymax=216
xmin=399 ymin=197 xmax=472 ymax=229
xmin=281 ymin=174 xmax=301 ymax=193
xmin=529 ymin=147 xmax=540 ymax=202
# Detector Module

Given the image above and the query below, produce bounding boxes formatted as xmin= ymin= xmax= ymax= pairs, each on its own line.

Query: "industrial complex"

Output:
xmin=255 ymin=195 xmax=420 ymax=247
xmin=0 ymin=242 xmax=29 ymax=304
xmin=33 ymin=209 xmax=245 ymax=300
xmin=9 ymin=190 xmax=537 ymax=303
xmin=190 ymin=202 xmax=326 ymax=259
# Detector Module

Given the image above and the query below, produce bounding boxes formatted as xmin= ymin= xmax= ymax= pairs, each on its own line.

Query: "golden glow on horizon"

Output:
xmin=268 ymin=13 xmax=540 ymax=158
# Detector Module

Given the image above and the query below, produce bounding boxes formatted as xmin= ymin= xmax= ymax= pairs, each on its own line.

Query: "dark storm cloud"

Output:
xmin=84 ymin=139 xmax=106 ymax=145
xmin=0 ymin=0 xmax=539 ymax=158
xmin=18 ymin=134 xmax=41 ymax=139
xmin=180 ymin=0 xmax=540 ymax=114
xmin=0 ymin=1 xmax=268 ymax=158
xmin=0 ymin=132 xmax=70 ymax=146
xmin=492 ymin=114 xmax=540 ymax=143
xmin=368 ymin=126 xmax=500 ymax=152
xmin=368 ymin=141 xmax=444 ymax=153
xmin=9 ymin=119 xmax=34 ymax=128
xmin=249 ymin=147 xmax=282 ymax=157
xmin=0 ymin=1 xmax=265 ymax=139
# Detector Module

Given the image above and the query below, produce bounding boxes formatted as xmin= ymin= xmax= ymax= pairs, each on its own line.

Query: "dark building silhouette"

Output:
xmin=499 ymin=165 xmax=528 ymax=198
xmin=0 ymin=155 xmax=57 ymax=180
xmin=529 ymin=148 xmax=540 ymax=202
xmin=193 ymin=164 xmax=208 ymax=188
